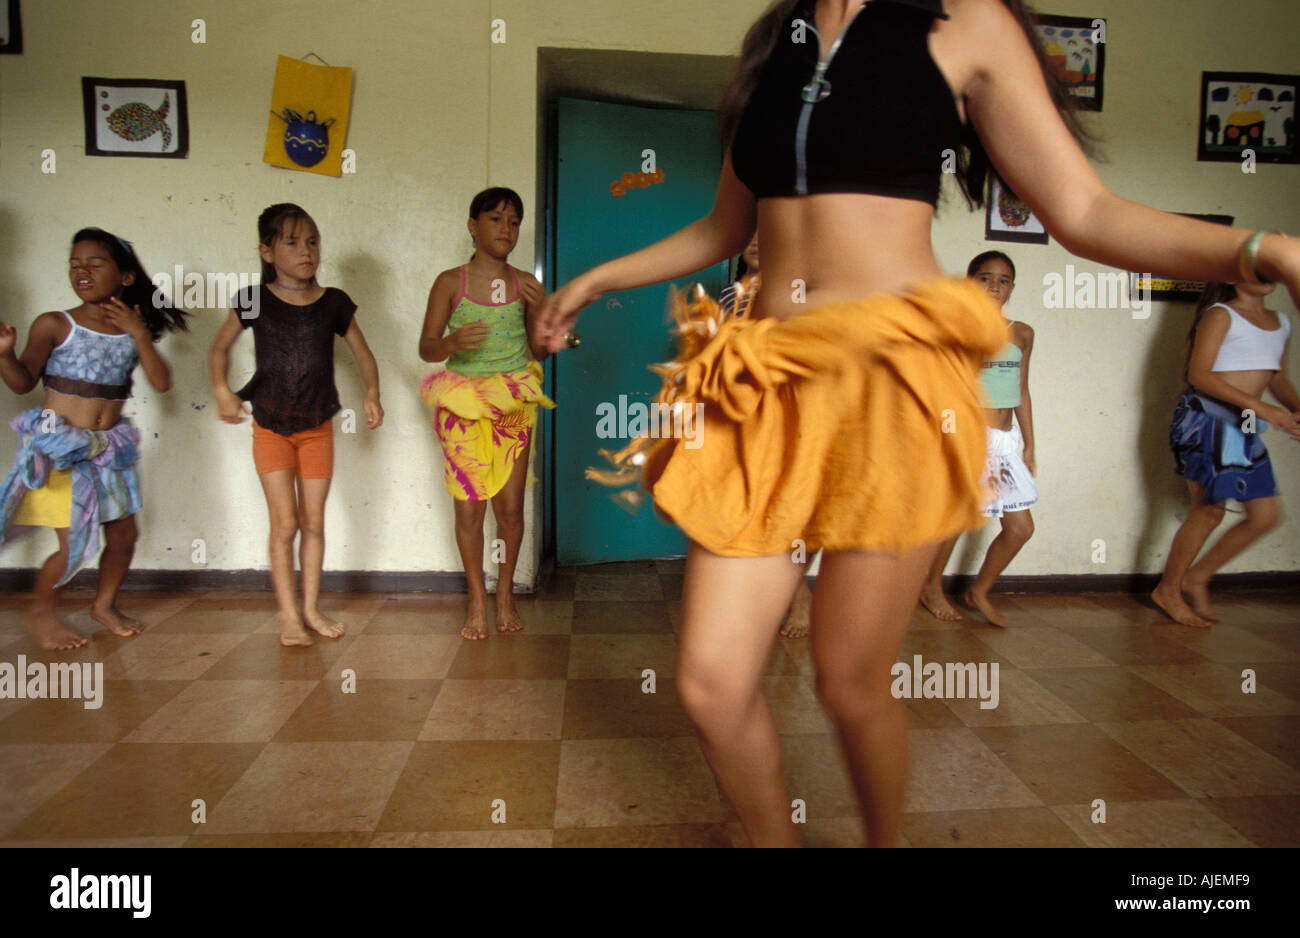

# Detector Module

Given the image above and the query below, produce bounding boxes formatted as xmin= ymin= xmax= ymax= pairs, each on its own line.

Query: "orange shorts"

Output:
xmin=252 ymin=419 xmax=334 ymax=478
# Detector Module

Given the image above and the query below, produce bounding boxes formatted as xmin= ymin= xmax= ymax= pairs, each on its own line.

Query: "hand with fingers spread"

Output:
xmin=99 ymin=296 xmax=151 ymax=342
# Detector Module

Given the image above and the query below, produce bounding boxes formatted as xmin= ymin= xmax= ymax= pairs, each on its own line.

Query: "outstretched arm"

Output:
xmin=958 ymin=0 xmax=1297 ymax=294
xmin=536 ymin=153 xmax=757 ymax=353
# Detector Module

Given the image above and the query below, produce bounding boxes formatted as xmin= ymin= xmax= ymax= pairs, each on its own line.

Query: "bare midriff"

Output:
xmin=1213 ymin=369 xmax=1276 ymax=401
xmin=750 ymin=193 xmax=944 ymax=322
xmin=984 ymin=407 xmax=1015 ymax=431
xmin=41 ymin=388 xmax=125 ymax=431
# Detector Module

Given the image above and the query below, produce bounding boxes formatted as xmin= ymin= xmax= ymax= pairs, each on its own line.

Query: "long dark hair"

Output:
xmin=71 ymin=228 xmax=188 ymax=338
xmin=717 ymin=0 xmax=1099 ymax=209
xmin=469 ymin=186 xmax=524 ymax=220
xmin=257 ymin=203 xmax=319 ymax=285
xmin=967 ymin=250 xmax=1016 ymax=279
xmin=1184 ymin=282 xmax=1238 ymax=382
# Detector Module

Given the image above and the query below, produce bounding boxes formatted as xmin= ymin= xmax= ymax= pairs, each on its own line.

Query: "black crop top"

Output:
xmin=234 ymin=285 xmax=356 ymax=436
xmin=731 ymin=0 xmax=962 ymax=205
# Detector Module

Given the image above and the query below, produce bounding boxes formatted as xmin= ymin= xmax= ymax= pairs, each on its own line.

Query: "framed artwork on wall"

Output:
xmin=0 ymin=0 xmax=22 ymax=54
xmin=985 ymin=176 xmax=1049 ymax=245
xmin=1129 ymin=213 xmax=1234 ymax=302
xmin=1032 ymin=14 xmax=1105 ymax=111
xmin=1198 ymin=72 xmax=1298 ymax=164
xmin=82 ymin=78 xmax=189 ymax=158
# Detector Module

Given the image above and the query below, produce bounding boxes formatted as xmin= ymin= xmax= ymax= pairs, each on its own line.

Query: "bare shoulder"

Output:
xmin=943 ymin=0 xmax=1023 ymax=35
xmin=432 ymin=267 xmax=461 ymax=290
xmin=31 ymin=310 xmax=72 ymax=343
xmin=514 ymin=268 xmax=542 ymax=288
xmin=1012 ymin=320 xmax=1035 ymax=345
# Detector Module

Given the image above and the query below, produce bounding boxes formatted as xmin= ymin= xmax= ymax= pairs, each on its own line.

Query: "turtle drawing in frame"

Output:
xmin=275 ymin=108 xmax=335 ymax=167
xmin=106 ymin=94 xmax=173 ymax=150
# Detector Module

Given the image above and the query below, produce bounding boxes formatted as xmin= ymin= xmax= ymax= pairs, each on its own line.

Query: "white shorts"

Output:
xmin=982 ymin=424 xmax=1038 ymax=518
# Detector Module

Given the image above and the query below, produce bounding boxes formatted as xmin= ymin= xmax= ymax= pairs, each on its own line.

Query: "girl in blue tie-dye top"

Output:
xmin=0 ymin=229 xmax=188 ymax=650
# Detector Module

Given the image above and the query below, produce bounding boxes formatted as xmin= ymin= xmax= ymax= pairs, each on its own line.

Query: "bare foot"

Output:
xmin=26 ymin=607 xmax=88 ymax=650
xmin=90 ymin=604 xmax=143 ymax=638
xmin=1151 ymin=584 xmax=1212 ymax=629
xmin=962 ymin=589 xmax=1009 ymax=628
xmin=779 ymin=581 xmax=813 ymax=638
xmin=278 ymin=612 xmax=314 ymax=647
xmin=303 ymin=609 xmax=346 ymax=639
xmin=919 ymin=586 xmax=963 ymax=621
xmin=495 ymin=594 xmax=525 ymax=635
xmin=461 ymin=601 xmax=489 ymax=641
xmin=1180 ymin=577 xmax=1221 ymax=622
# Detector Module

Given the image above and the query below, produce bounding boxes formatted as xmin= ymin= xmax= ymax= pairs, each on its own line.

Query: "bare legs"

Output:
xmin=259 ymin=469 xmax=343 ymax=646
xmin=919 ymin=535 xmax=962 ymax=621
xmin=962 ymin=510 xmax=1033 ymax=628
xmin=452 ymin=436 xmax=532 ymax=640
xmin=26 ymin=528 xmax=85 ymax=650
xmin=675 ymin=541 xmax=935 ymax=846
xmin=1153 ymin=481 xmax=1282 ymax=627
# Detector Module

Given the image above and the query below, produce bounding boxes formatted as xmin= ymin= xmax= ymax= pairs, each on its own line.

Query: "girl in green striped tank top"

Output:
xmin=419 ymin=187 xmax=555 ymax=640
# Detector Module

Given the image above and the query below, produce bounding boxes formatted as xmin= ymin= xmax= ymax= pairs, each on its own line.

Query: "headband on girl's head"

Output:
xmin=114 ymin=236 xmax=135 ymax=258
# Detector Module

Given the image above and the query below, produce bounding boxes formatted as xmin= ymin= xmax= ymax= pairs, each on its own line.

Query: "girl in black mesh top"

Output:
xmin=209 ymin=203 xmax=383 ymax=647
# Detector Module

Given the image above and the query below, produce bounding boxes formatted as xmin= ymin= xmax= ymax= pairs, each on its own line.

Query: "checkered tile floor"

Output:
xmin=1 ymin=562 xmax=1296 ymax=847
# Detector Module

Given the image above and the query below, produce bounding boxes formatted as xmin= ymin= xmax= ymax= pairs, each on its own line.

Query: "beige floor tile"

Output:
xmin=1054 ymin=624 xmax=1208 ymax=665
xmin=378 ymin=740 xmax=559 ymax=831
xmin=1096 ymin=718 xmax=1300 ymax=798
xmin=0 ymin=743 xmax=113 ymax=838
xmin=553 ymin=823 xmax=730 ymax=847
xmin=1050 ymin=799 xmax=1256 ymax=847
xmin=763 ymin=676 xmax=835 ymax=735
xmin=199 ymin=632 xmax=355 ymax=680
xmin=3 ymin=836 xmax=189 ymax=848
xmin=566 ymin=634 xmax=675 ymax=679
xmin=420 ymin=679 xmax=565 ymax=740
xmin=6 ymin=742 xmax=263 ymax=839
xmin=1023 ymin=667 xmax=1201 ymax=722
xmin=940 ymin=668 xmax=1088 ymax=727
xmin=147 ymin=598 xmax=277 ymax=634
xmin=1127 ymin=662 xmax=1300 ymax=717
xmin=123 ymin=680 xmax=317 ymax=743
xmin=971 ymin=627 xmax=1117 ymax=669
xmin=973 ymin=724 xmax=1186 ymax=804
xmin=445 ymin=635 xmax=571 ymax=680
xmin=779 ymin=734 xmax=860 ymax=819
xmin=555 ymin=738 xmax=726 ymax=828
xmin=1213 ymin=715 xmax=1300 ymax=770
xmin=902 ymin=806 xmax=1086 ymax=847
xmin=1158 ymin=622 xmax=1298 ymax=664
xmin=903 ymin=727 xmax=1043 ymax=813
xmin=0 ymin=680 xmax=188 ymax=743
xmin=202 ymin=741 xmax=413 ymax=834
xmin=98 ymin=632 xmax=246 ymax=680
xmin=562 ymin=678 xmax=696 ymax=739
xmin=1197 ymin=795 xmax=1300 ymax=848
xmin=275 ymin=679 xmax=441 ymax=742
xmin=327 ymin=634 xmax=463 ymax=680
xmin=185 ymin=832 xmax=372 ymax=847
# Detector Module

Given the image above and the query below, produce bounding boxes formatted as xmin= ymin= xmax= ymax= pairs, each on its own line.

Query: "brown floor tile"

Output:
xmin=421 ymin=679 xmax=565 ymax=740
xmin=370 ymin=830 xmax=553 ymax=847
xmin=762 ymin=676 xmax=834 ymax=735
xmin=198 ymin=631 xmax=354 ymax=681
xmin=1023 ymin=667 xmax=1201 ymax=722
xmin=1127 ymin=662 xmax=1300 ymax=717
xmin=940 ymin=668 xmax=1087 ymax=727
xmin=6 ymin=742 xmax=263 ymax=839
xmin=185 ymin=832 xmax=373 ymax=847
xmin=0 ymin=680 xmax=188 ymax=743
xmin=353 ymin=600 xmax=467 ymax=635
xmin=203 ymin=741 xmax=413 ymax=834
xmin=904 ymin=727 xmax=1042 ymax=813
xmin=562 ymin=678 xmax=695 ymax=739
xmin=0 ymin=743 xmax=113 ymax=837
xmin=123 ymin=680 xmax=317 ymax=743
xmin=1157 ymin=622 xmax=1298 ymax=664
xmin=327 ymin=634 xmax=463 ymax=680
xmin=574 ymin=574 xmax=663 ymax=602
xmin=574 ymin=561 xmax=661 ymax=575
xmin=972 ymin=724 xmax=1185 ymax=804
xmin=1054 ymin=623 xmax=1208 ymax=666
xmin=554 ymin=738 xmax=725 ymax=828
xmin=902 ymin=695 xmax=968 ymax=728
xmin=1213 ymin=715 xmax=1300 ymax=770
xmin=146 ymin=598 xmax=277 ymax=634
xmin=778 ymin=733 xmax=860 ymax=819
xmin=533 ymin=570 xmax=575 ymax=600
xmin=659 ymin=575 xmax=684 ymax=600
xmin=898 ymin=629 xmax=1010 ymax=665
xmin=902 ymin=806 xmax=1086 ymax=847
xmin=445 ymin=635 xmax=570 ymax=680
xmin=378 ymin=740 xmax=559 ymax=831
xmin=2 ymin=836 xmax=188 ymax=847
xmin=571 ymin=601 xmax=671 ymax=634
xmin=275 ymin=679 xmax=441 ymax=742
xmin=510 ymin=599 xmax=574 ymax=635
xmin=1050 ymin=799 xmax=1256 ymax=847
xmin=566 ymin=634 xmax=674 ymax=679
xmin=554 ymin=822 xmax=731 ymax=847
xmin=1096 ymin=718 xmax=1300 ymax=798
xmin=1197 ymin=795 xmax=1300 ymax=847
xmin=971 ymin=627 xmax=1117 ymax=669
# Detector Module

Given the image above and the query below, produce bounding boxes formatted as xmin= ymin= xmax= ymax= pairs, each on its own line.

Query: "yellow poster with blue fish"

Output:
xmin=262 ymin=55 xmax=352 ymax=177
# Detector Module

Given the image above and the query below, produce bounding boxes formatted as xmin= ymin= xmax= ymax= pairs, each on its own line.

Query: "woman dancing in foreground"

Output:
xmin=538 ymin=0 xmax=1300 ymax=847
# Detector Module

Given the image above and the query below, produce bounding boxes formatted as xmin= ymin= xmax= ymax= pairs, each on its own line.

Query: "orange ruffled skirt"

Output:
xmin=421 ymin=361 xmax=555 ymax=502
xmin=590 ymin=278 xmax=1006 ymax=556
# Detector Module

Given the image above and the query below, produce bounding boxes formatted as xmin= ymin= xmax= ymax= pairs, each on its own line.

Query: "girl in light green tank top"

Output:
xmin=921 ymin=251 xmax=1037 ymax=629
xmin=418 ymin=187 xmax=554 ymax=642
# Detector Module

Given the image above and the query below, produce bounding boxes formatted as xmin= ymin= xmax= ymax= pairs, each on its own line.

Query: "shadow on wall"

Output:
xmin=1134 ymin=302 xmax=1200 ymax=574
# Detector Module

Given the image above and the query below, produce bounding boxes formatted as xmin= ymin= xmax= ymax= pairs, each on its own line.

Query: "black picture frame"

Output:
xmin=1198 ymin=71 xmax=1298 ymax=164
xmin=82 ymin=77 xmax=189 ymax=158
xmin=1129 ymin=213 xmax=1235 ymax=302
xmin=0 ymin=0 xmax=22 ymax=54
xmin=985 ymin=176 xmax=1049 ymax=245
xmin=1032 ymin=14 xmax=1105 ymax=112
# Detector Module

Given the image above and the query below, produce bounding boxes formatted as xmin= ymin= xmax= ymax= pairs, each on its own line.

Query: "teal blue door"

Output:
xmin=549 ymin=98 xmax=728 ymax=565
